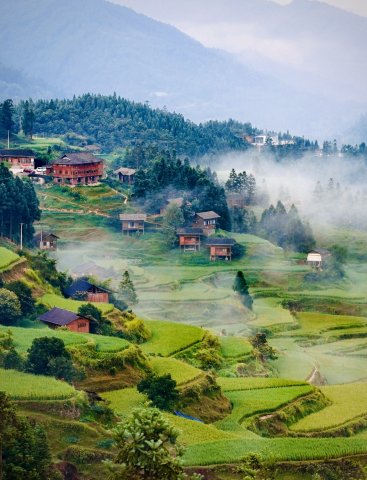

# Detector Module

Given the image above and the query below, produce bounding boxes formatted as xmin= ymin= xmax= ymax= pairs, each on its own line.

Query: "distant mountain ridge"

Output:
xmin=0 ymin=0 xmax=365 ymax=137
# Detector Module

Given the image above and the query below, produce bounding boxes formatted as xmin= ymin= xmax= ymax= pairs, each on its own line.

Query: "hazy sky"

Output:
xmin=274 ymin=0 xmax=367 ymax=15
xmin=111 ymin=0 xmax=367 ymax=19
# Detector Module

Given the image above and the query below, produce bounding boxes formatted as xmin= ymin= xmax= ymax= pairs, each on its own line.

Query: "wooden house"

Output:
xmin=50 ymin=153 xmax=104 ymax=185
xmin=177 ymin=228 xmax=204 ymax=252
xmin=307 ymin=249 xmax=331 ymax=268
xmin=64 ymin=278 xmax=111 ymax=303
xmin=206 ymin=238 xmax=235 ymax=261
xmin=0 ymin=149 xmax=35 ymax=168
xmin=34 ymin=232 xmax=59 ymax=251
xmin=119 ymin=213 xmax=147 ymax=234
xmin=192 ymin=211 xmax=220 ymax=234
xmin=114 ymin=167 xmax=136 ymax=184
xmin=39 ymin=307 xmax=90 ymax=333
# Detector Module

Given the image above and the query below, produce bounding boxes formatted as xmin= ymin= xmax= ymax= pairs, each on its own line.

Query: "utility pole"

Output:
xmin=7 ymin=130 xmax=10 ymax=149
xmin=20 ymin=223 xmax=24 ymax=251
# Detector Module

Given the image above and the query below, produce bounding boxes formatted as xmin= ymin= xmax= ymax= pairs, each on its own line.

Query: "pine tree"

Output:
xmin=119 ymin=270 xmax=138 ymax=306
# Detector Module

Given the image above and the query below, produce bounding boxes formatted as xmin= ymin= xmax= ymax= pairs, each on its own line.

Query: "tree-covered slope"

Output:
xmin=31 ymin=94 xmax=253 ymax=155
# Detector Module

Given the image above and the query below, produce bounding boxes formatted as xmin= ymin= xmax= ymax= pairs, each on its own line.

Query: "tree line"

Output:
xmin=26 ymin=93 xmax=252 ymax=155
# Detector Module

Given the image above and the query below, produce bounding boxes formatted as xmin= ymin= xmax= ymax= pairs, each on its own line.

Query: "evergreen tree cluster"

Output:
xmin=225 ymin=168 xmax=257 ymax=204
xmin=30 ymin=94 xmax=253 ymax=155
xmin=258 ymin=201 xmax=315 ymax=252
xmin=0 ymin=164 xmax=40 ymax=245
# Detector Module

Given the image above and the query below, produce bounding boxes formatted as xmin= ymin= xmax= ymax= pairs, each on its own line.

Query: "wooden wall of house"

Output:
xmin=87 ymin=292 xmax=109 ymax=303
xmin=67 ymin=318 xmax=90 ymax=333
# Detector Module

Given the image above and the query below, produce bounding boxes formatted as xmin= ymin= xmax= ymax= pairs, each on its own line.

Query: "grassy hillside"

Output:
xmin=0 ymin=368 xmax=76 ymax=400
xmin=0 ymin=325 xmax=130 ymax=353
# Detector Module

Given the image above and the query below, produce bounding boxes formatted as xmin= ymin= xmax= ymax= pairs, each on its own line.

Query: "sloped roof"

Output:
xmin=39 ymin=307 xmax=81 ymax=326
xmin=0 ymin=149 xmax=35 ymax=157
xmin=34 ymin=232 xmax=59 ymax=242
xmin=119 ymin=213 xmax=147 ymax=221
xmin=52 ymin=153 xmax=102 ymax=165
xmin=206 ymin=237 xmax=235 ymax=246
xmin=115 ymin=167 xmax=136 ymax=175
xmin=196 ymin=211 xmax=220 ymax=220
xmin=309 ymin=248 xmax=331 ymax=256
xmin=177 ymin=228 xmax=204 ymax=236
xmin=64 ymin=279 xmax=110 ymax=297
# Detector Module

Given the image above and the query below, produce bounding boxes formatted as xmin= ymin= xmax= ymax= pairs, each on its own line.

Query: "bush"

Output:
xmin=5 ymin=280 xmax=36 ymax=317
xmin=26 ymin=336 xmax=77 ymax=382
xmin=137 ymin=374 xmax=179 ymax=411
xmin=0 ymin=288 xmax=21 ymax=325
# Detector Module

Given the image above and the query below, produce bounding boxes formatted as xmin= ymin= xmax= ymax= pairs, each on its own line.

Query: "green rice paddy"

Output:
xmin=0 ymin=368 xmax=76 ymax=400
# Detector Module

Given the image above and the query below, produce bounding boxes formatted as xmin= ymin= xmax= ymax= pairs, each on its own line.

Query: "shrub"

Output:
xmin=0 ymin=288 xmax=21 ymax=325
xmin=137 ymin=374 xmax=179 ymax=411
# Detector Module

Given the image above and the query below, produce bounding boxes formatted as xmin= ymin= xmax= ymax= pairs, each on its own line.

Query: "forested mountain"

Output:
xmin=30 ymin=94 xmax=253 ymax=155
xmin=0 ymin=63 xmax=55 ymax=103
xmin=0 ymin=0 xmax=361 ymax=136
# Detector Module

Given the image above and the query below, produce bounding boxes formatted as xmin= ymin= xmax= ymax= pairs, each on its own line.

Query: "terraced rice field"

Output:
xmin=149 ymin=357 xmax=203 ymax=385
xmin=183 ymin=437 xmax=367 ymax=466
xmin=40 ymin=293 xmax=113 ymax=314
xmin=291 ymin=383 xmax=367 ymax=432
xmin=217 ymin=377 xmax=308 ymax=392
xmin=141 ymin=320 xmax=204 ymax=356
xmin=0 ymin=325 xmax=130 ymax=353
xmin=220 ymin=336 xmax=252 ymax=358
xmin=0 ymin=247 xmax=19 ymax=271
xmin=216 ymin=385 xmax=313 ymax=432
xmin=0 ymin=369 xmax=76 ymax=400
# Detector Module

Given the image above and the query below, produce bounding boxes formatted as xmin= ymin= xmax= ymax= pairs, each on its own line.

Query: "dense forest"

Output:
xmin=0 ymin=164 xmax=40 ymax=245
xmin=26 ymin=94 xmax=254 ymax=156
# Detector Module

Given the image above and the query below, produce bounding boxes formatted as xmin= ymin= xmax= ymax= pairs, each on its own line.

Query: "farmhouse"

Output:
xmin=114 ymin=167 xmax=136 ymax=184
xmin=0 ymin=148 xmax=35 ymax=168
xmin=307 ymin=248 xmax=331 ymax=268
xmin=39 ymin=307 xmax=90 ymax=333
xmin=65 ymin=278 xmax=110 ymax=303
xmin=177 ymin=227 xmax=204 ymax=252
xmin=206 ymin=238 xmax=235 ymax=261
xmin=119 ymin=213 xmax=147 ymax=234
xmin=34 ymin=232 xmax=59 ymax=251
xmin=192 ymin=211 xmax=220 ymax=234
xmin=50 ymin=153 xmax=104 ymax=185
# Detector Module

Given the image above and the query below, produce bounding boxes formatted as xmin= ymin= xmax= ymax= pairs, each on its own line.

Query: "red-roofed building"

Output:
xmin=50 ymin=153 xmax=104 ymax=185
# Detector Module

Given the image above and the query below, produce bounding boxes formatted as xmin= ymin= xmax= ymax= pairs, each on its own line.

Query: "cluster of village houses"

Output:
xmin=1 ymin=148 xmax=328 ymax=335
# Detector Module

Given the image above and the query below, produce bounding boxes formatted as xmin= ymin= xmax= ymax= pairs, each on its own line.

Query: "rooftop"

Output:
xmin=196 ymin=211 xmax=220 ymax=220
xmin=38 ymin=307 xmax=81 ymax=326
xmin=119 ymin=213 xmax=147 ymax=221
xmin=34 ymin=232 xmax=59 ymax=241
xmin=206 ymin=237 xmax=235 ymax=246
xmin=177 ymin=228 xmax=204 ymax=236
xmin=64 ymin=278 xmax=111 ymax=297
xmin=52 ymin=153 xmax=103 ymax=165
xmin=115 ymin=167 xmax=136 ymax=175
xmin=0 ymin=149 xmax=35 ymax=157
